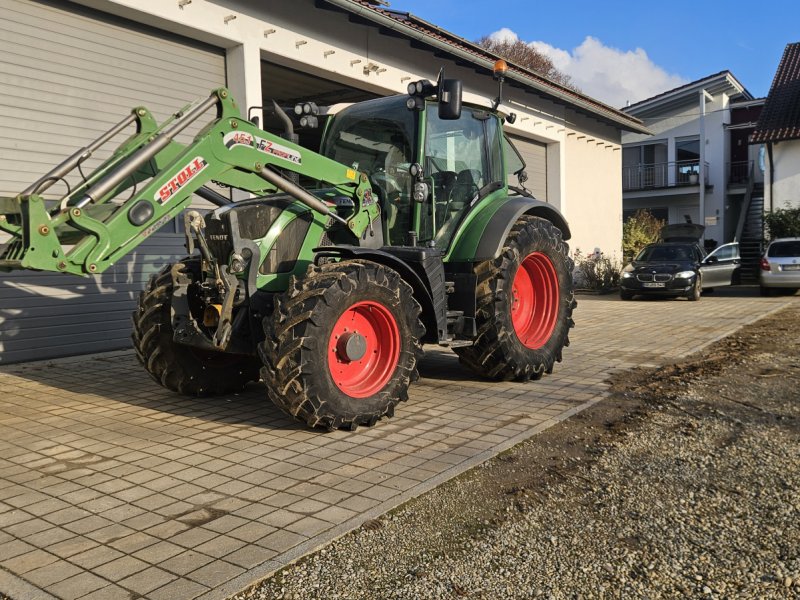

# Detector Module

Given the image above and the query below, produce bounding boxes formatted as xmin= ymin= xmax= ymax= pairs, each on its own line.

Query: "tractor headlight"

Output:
xmin=675 ymin=271 xmax=695 ymax=279
xmin=413 ymin=182 xmax=429 ymax=203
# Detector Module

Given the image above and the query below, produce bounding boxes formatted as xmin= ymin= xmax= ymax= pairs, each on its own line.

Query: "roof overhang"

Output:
xmin=624 ymin=71 xmax=753 ymax=119
xmin=319 ymin=0 xmax=651 ymax=135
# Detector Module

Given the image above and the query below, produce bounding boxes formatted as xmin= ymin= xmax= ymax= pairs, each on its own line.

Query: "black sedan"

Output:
xmin=620 ymin=242 xmax=706 ymax=300
xmin=620 ymin=241 xmax=741 ymax=301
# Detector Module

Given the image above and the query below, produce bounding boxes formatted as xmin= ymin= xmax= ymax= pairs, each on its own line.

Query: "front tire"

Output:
xmin=455 ymin=216 xmax=576 ymax=381
xmin=131 ymin=262 xmax=261 ymax=396
xmin=620 ymin=290 xmax=635 ymax=301
xmin=687 ymin=277 xmax=701 ymax=301
xmin=260 ymin=260 xmax=424 ymax=430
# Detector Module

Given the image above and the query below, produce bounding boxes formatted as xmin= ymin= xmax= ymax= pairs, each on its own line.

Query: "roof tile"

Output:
xmin=751 ymin=42 xmax=800 ymax=144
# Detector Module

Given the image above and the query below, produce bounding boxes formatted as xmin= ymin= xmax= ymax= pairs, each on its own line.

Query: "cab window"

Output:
xmin=321 ymin=96 xmax=416 ymax=245
xmin=424 ymin=106 xmax=491 ymax=247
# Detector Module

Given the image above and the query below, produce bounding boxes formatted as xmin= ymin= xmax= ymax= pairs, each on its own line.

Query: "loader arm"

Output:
xmin=0 ymin=87 xmax=376 ymax=277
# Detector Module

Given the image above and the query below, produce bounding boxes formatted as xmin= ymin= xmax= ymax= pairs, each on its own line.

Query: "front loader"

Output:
xmin=0 ymin=71 xmax=576 ymax=430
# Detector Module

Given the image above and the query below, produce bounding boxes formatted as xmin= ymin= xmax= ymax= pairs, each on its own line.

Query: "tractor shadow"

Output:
xmin=417 ymin=345 xmax=476 ymax=382
xmin=5 ymin=346 xmax=479 ymax=433
xmin=3 ymin=354 xmax=308 ymax=432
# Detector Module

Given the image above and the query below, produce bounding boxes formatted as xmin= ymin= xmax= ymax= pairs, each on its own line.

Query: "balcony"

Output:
xmin=726 ymin=160 xmax=755 ymax=185
xmin=623 ymin=160 xmax=710 ymax=192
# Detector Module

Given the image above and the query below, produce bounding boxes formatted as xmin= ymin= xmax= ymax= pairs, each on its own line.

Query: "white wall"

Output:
xmin=564 ymin=112 xmax=622 ymax=258
xmin=767 ymin=140 xmax=800 ymax=211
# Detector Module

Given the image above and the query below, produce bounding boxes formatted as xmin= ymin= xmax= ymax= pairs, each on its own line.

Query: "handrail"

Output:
xmin=734 ymin=161 xmax=756 ymax=242
xmin=727 ymin=160 xmax=753 ymax=185
xmin=622 ymin=160 xmax=709 ymax=191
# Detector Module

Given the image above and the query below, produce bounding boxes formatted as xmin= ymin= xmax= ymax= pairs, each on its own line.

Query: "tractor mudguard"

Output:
xmin=447 ymin=196 xmax=571 ymax=262
xmin=313 ymin=246 xmax=443 ymax=343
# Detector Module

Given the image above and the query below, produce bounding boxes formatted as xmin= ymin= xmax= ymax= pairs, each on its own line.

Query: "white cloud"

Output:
xmin=487 ymin=27 xmax=519 ymax=45
xmin=489 ymin=30 xmax=688 ymax=108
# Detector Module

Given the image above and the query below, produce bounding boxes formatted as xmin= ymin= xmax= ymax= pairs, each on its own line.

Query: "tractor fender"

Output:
xmin=313 ymin=246 xmax=440 ymax=342
xmin=449 ymin=196 xmax=571 ymax=262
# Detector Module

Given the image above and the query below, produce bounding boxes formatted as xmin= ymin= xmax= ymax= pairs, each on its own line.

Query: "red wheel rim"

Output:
xmin=510 ymin=252 xmax=560 ymax=349
xmin=328 ymin=301 xmax=401 ymax=398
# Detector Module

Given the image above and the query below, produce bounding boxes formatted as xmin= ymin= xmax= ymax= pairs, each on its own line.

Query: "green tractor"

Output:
xmin=0 ymin=72 xmax=575 ymax=430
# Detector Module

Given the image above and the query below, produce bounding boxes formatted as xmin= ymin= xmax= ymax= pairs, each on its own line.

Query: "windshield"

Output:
xmin=321 ymin=96 xmax=417 ymax=244
xmin=635 ymin=244 xmax=695 ymax=262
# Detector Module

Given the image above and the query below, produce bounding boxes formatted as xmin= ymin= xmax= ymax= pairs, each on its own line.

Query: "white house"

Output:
xmin=0 ymin=0 xmax=648 ymax=362
xmin=751 ymin=41 xmax=800 ymax=215
xmin=620 ymin=72 xmax=766 ymax=249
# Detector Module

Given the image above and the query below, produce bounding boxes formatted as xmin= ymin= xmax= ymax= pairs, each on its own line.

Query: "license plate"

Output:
xmin=643 ymin=282 xmax=665 ymax=288
xmin=782 ymin=264 xmax=800 ymax=271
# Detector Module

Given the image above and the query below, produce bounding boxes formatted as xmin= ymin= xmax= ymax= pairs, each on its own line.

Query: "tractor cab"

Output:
xmin=320 ymin=81 xmax=508 ymax=249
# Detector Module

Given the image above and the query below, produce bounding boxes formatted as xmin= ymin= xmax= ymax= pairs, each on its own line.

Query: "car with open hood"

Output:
xmin=620 ymin=224 xmax=740 ymax=301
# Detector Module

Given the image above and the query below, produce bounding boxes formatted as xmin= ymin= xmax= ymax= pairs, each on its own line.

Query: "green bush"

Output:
xmin=572 ymin=248 xmax=622 ymax=291
xmin=622 ymin=210 xmax=665 ymax=262
xmin=764 ymin=205 xmax=800 ymax=240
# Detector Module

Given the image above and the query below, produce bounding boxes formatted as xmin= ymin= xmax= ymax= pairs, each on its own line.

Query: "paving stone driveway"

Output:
xmin=0 ymin=289 xmax=795 ymax=600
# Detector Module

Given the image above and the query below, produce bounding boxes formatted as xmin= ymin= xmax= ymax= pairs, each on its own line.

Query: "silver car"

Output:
xmin=760 ymin=238 xmax=800 ymax=295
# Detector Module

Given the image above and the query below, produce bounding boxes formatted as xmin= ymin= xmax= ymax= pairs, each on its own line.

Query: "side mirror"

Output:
xmin=704 ymin=255 xmax=719 ymax=264
xmin=438 ymin=79 xmax=462 ymax=120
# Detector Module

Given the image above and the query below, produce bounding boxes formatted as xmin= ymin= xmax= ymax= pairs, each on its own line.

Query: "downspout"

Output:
xmin=699 ymin=90 xmax=706 ymax=244
xmin=767 ymin=142 xmax=774 ymax=213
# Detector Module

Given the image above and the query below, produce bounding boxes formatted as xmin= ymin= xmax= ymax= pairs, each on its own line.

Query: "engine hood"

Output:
xmin=660 ymin=223 xmax=705 ymax=242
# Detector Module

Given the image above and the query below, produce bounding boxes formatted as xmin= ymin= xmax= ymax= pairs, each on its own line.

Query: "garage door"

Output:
xmin=0 ymin=0 xmax=226 ymax=363
xmin=507 ymin=135 xmax=547 ymax=202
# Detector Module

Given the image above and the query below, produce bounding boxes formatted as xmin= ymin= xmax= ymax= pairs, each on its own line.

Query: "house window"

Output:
xmin=622 ymin=141 xmax=667 ymax=189
xmin=676 ymin=138 xmax=700 ymax=162
xmin=676 ymin=137 xmax=700 ymax=183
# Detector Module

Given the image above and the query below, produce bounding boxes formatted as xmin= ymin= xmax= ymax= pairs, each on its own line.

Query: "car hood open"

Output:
xmin=660 ymin=223 xmax=705 ymax=242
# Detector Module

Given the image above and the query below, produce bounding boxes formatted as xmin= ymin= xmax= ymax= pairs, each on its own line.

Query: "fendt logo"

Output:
xmin=156 ymin=157 xmax=208 ymax=204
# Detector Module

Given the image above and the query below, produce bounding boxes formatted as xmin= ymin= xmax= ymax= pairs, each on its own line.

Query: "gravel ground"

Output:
xmin=235 ymin=302 xmax=800 ymax=600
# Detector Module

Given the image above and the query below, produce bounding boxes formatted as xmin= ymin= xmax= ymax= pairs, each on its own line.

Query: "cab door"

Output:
xmin=700 ymin=243 xmax=740 ymax=287
xmin=422 ymin=105 xmax=503 ymax=249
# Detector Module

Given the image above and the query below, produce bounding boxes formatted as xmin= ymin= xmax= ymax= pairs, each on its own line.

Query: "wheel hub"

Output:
xmin=336 ymin=331 xmax=367 ymax=362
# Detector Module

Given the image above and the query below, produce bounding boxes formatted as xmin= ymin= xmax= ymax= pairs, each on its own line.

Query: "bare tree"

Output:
xmin=477 ymin=36 xmax=578 ymax=91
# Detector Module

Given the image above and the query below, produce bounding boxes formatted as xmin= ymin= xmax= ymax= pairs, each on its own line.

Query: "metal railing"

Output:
xmin=622 ymin=160 xmax=709 ymax=191
xmin=727 ymin=160 xmax=753 ymax=185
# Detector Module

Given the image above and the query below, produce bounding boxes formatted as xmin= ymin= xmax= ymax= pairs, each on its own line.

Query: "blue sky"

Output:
xmin=386 ymin=0 xmax=799 ymax=107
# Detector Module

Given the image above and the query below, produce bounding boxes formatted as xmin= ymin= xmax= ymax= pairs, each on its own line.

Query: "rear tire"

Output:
xmin=760 ymin=286 xmax=771 ymax=297
xmin=454 ymin=216 xmax=576 ymax=381
xmin=260 ymin=260 xmax=424 ymax=430
xmin=131 ymin=262 xmax=261 ymax=396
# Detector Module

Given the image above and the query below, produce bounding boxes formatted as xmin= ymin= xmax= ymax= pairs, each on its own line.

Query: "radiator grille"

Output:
xmin=636 ymin=273 xmax=673 ymax=282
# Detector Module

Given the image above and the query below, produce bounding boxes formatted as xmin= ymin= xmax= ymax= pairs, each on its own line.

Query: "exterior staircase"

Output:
xmin=737 ymin=182 xmax=765 ymax=284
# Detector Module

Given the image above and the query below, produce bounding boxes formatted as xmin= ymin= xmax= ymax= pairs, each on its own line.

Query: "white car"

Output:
xmin=759 ymin=238 xmax=800 ymax=296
